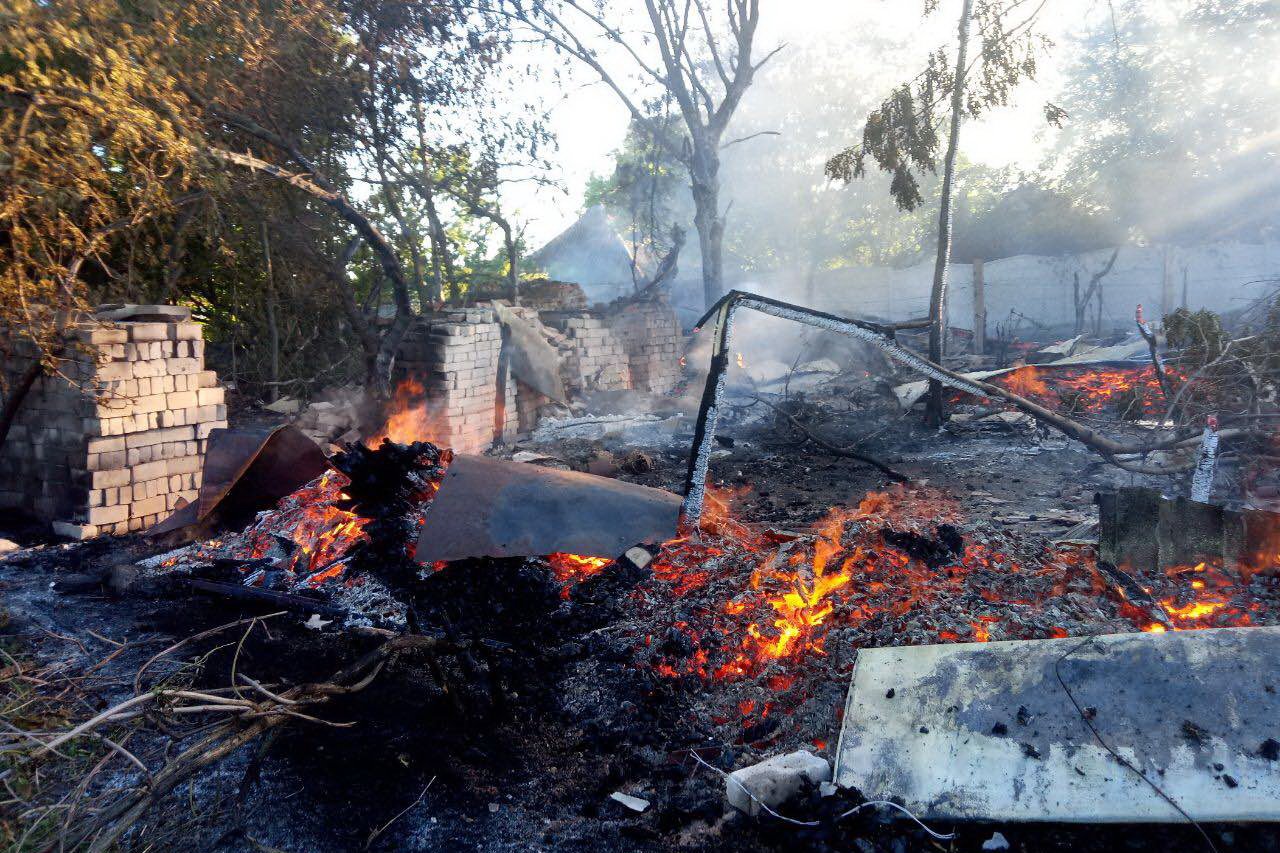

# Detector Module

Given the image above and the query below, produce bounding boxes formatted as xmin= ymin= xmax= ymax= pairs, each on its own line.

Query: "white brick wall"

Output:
xmin=0 ymin=311 xmax=224 ymax=538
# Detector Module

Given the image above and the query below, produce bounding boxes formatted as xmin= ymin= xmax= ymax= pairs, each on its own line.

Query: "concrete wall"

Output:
xmin=668 ymin=241 xmax=1280 ymax=334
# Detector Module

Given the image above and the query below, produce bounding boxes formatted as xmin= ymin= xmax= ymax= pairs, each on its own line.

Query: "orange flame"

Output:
xmin=547 ymin=552 xmax=611 ymax=592
xmin=365 ymin=376 xmax=442 ymax=446
xmin=1003 ymin=366 xmax=1049 ymax=397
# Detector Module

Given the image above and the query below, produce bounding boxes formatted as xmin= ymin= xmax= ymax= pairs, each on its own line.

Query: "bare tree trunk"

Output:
xmin=261 ymin=223 xmax=280 ymax=403
xmin=1073 ymin=271 xmax=1083 ymax=335
xmin=972 ymin=258 xmax=985 ymax=355
xmin=924 ymin=0 xmax=974 ymax=427
xmin=0 ymin=359 xmax=43 ymax=453
xmin=498 ymin=217 xmax=519 ymax=306
xmin=423 ymin=187 xmax=451 ymax=302
xmin=690 ymin=140 xmax=723 ymax=310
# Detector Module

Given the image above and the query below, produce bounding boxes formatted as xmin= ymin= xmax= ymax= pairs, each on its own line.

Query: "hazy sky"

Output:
xmin=504 ymin=0 xmax=1096 ymax=248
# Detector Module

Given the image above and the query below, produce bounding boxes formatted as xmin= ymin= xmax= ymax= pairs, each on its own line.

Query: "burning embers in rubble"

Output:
xmin=165 ymin=444 xmax=1275 ymax=705
xmin=168 ymin=439 xmax=451 ymax=623
xmin=957 ymin=364 xmax=1181 ymax=417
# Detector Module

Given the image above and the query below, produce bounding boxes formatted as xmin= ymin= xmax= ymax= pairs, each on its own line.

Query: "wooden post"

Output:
xmin=972 ymin=258 xmax=986 ymax=355
xmin=1160 ymin=246 xmax=1175 ymax=324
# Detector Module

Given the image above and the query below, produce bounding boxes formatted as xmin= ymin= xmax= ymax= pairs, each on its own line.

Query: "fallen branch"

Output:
xmin=752 ymin=396 xmax=910 ymax=483
xmin=1135 ymin=305 xmax=1176 ymax=400
xmin=48 ymin=632 xmax=448 ymax=852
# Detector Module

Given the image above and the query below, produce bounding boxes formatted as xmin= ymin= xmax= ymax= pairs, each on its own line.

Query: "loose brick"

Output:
xmin=86 ymin=504 xmax=128 ymax=525
xmin=125 ymin=426 xmax=194 ymax=449
xmin=166 ymin=391 xmax=198 ymax=410
xmin=132 ymin=359 xmax=165 ymax=378
xmin=196 ymin=387 xmax=225 ymax=406
xmin=170 ymin=321 xmax=202 ymax=340
xmin=90 ymin=468 xmax=131 ymax=489
xmin=75 ymin=326 xmax=128 ymax=345
xmin=130 ymin=495 xmax=166 ymax=518
xmin=166 ymin=455 xmax=202 ymax=475
xmin=95 ymin=361 xmax=133 ymax=382
xmin=167 ymin=358 xmax=200 ymax=375
xmin=131 ymin=460 xmax=168 ymax=482
xmin=196 ymin=420 xmax=227 ymax=439
xmin=127 ymin=322 xmax=170 ymax=342
xmin=52 ymin=521 xmax=99 ymax=540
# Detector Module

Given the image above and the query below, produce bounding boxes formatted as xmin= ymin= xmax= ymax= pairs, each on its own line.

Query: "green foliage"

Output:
xmin=825 ymin=0 xmax=1053 ymax=212
xmin=1047 ymin=0 xmax=1280 ymax=244
xmin=1 ymin=0 xmax=547 ymax=400
xmin=1165 ymin=308 xmax=1229 ymax=369
xmin=583 ymin=114 xmax=687 ymax=259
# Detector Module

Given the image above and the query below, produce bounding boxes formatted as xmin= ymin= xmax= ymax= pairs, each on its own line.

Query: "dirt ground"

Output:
xmin=3 ymin=391 xmax=1279 ymax=852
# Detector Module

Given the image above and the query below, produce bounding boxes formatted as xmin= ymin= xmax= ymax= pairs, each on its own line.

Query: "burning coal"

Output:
xmin=956 ymin=365 xmax=1181 ymax=418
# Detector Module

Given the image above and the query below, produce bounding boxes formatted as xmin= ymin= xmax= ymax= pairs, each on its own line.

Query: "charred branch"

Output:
xmin=751 ymin=395 xmax=910 ymax=484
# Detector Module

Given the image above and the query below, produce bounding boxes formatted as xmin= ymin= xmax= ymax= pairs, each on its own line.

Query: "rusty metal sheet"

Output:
xmin=415 ymin=454 xmax=680 ymax=563
xmin=148 ymin=425 xmax=329 ymax=540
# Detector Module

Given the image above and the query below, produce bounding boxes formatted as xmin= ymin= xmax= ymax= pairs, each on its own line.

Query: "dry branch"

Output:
xmin=752 ymin=396 xmax=910 ymax=483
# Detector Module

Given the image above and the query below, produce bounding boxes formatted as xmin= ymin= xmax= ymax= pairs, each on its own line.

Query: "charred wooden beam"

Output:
xmin=185 ymin=578 xmax=348 ymax=619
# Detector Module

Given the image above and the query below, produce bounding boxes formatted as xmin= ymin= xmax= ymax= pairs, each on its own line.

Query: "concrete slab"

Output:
xmin=835 ymin=627 xmax=1280 ymax=822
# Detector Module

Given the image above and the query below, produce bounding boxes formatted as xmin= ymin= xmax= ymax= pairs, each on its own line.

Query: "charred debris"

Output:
xmin=5 ymin=291 xmax=1280 ymax=852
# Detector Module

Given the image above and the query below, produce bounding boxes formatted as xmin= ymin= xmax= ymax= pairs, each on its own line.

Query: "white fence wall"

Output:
xmin=670 ymin=242 xmax=1280 ymax=334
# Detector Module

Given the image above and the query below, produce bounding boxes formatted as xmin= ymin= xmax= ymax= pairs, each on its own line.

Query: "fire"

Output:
xmin=959 ymin=365 xmax=1183 ymax=416
xmin=1003 ymin=366 xmax=1049 ymax=397
xmin=643 ymin=484 xmax=1268 ymax=696
xmin=547 ymin=552 xmax=611 ymax=591
xmin=365 ymin=376 xmax=440 ymax=446
xmin=226 ymin=470 xmax=370 ymax=586
xmin=1147 ymin=561 xmax=1247 ymax=630
xmin=650 ymin=485 xmax=976 ymax=681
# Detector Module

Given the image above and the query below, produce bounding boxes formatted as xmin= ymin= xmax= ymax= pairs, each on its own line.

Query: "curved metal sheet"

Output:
xmin=415 ymin=454 xmax=681 ymax=563
xmin=148 ymin=425 xmax=329 ymax=540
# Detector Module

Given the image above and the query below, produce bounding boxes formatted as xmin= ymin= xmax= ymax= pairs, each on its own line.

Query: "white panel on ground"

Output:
xmin=835 ymin=627 xmax=1280 ymax=823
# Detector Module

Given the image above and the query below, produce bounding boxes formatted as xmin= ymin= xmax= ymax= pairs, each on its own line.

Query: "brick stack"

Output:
xmin=396 ymin=308 xmax=510 ymax=453
xmin=607 ymin=299 xmax=684 ymax=393
xmin=540 ymin=311 xmax=632 ymax=396
xmin=0 ymin=308 xmax=225 ymax=538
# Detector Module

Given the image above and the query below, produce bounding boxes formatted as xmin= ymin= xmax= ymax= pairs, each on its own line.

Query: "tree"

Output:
xmin=0 ymin=0 xmax=255 ymax=441
xmin=505 ymin=0 xmax=783 ymax=309
xmin=1047 ymin=0 xmax=1280 ymax=245
xmin=826 ymin=0 xmax=1057 ymax=425
xmin=584 ymin=112 xmax=687 ymax=283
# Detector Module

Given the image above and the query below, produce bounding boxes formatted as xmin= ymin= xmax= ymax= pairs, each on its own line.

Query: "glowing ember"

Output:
xmin=1003 ymin=366 xmax=1049 ymax=398
xmin=222 ymin=469 xmax=370 ymax=587
xmin=961 ymin=365 xmax=1181 ymax=416
xmin=641 ymin=485 xmax=1265 ymax=695
xmin=547 ymin=552 xmax=611 ymax=591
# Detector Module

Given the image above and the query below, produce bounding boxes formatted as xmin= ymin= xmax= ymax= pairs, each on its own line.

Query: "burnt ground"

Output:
xmin=4 ymin=391 xmax=1280 ymax=852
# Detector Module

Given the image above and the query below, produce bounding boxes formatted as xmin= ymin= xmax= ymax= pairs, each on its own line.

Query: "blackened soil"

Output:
xmin=3 ymin=405 xmax=1277 ymax=852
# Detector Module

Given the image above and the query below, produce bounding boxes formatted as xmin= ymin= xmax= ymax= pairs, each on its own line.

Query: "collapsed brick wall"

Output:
xmin=0 ymin=316 xmax=225 ymax=538
xmin=392 ymin=299 xmax=684 ymax=453
xmin=606 ymin=299 xmax=683 ymax=394
xmin=541 ymin=311 xmax=632 ymax=396
xmin=396 ymin=308 xmax=514 ymax=454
